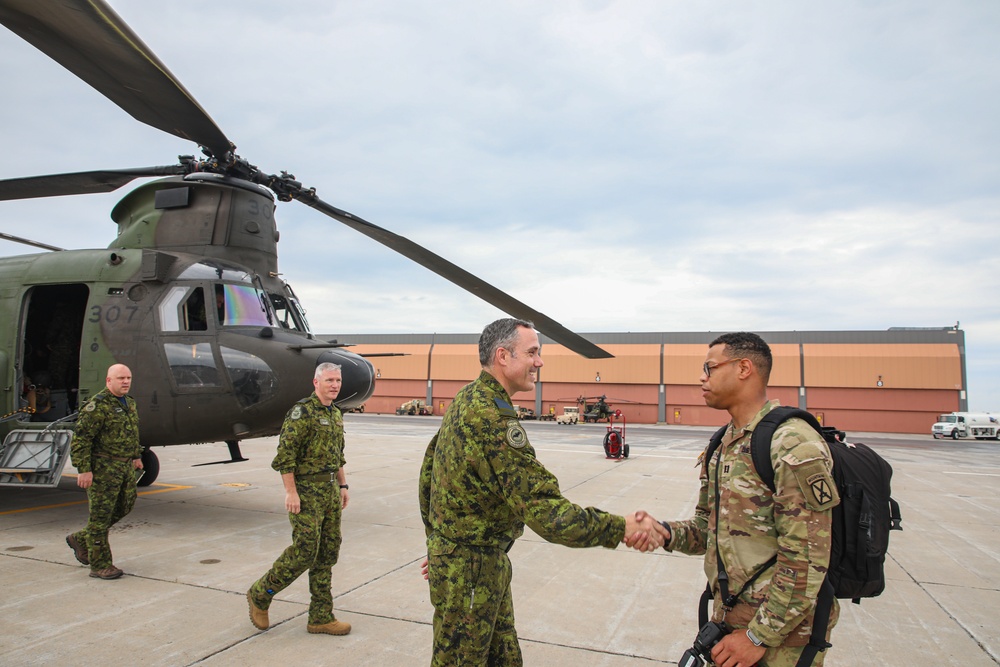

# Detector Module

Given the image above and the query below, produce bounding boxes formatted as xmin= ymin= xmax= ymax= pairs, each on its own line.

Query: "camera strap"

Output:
xmin=712 ymin=449 xmax=777 ymax=614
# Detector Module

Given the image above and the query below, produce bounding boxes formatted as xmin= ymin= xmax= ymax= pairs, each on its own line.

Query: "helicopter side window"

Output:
xmin=164 ymin=343 xmax=220 ymax=387
xmin=217 ymin=284 xmax=272 ymax=327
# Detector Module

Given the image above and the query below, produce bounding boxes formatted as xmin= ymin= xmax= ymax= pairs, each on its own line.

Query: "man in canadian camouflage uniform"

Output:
xmin=419 ymin=318 xmax=667 ymax=666
xmin=247 ymin=362 xmax=352 ymax=636
xmin=659 ymin=332 xmax=840 ymax=667
xmin=66 ymin=363 xmax=142 ymax=580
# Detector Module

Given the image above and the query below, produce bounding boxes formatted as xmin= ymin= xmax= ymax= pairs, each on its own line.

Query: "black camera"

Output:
xmin=678 ymin=621 xmax=729 ymax=667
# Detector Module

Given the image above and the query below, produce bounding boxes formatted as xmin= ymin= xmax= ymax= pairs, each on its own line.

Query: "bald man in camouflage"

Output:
xmin=247 ymin=362 xmax=351 ymax=636
xmin=659 ymin=332 xmax=840 ymax=667
xmin=66 ymin=363 xmax=143 ymax=580
xmin=419 ymin=318 xmax=667 ymax=666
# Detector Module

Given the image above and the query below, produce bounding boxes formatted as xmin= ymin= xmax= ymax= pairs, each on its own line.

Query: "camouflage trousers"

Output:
xmin=251 ymin=480 xmax=343 ymax=624
xmin=427 ymin=543 xmax=521 ymax=666
xmin=72 ymin=458 xmax=137 ymax=570
xmin=758 ymin=644 xmax=829 ymax=667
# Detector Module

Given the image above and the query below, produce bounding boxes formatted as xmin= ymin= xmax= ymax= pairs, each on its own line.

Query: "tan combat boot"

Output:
xmin=247 ymin=591 xmax=269 ymax=630
xmin=307 ymin=619 xmax=351 ymax=635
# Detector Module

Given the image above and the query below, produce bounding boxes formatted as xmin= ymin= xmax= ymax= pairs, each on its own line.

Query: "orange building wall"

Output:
xmin=349 ymin=338 xmax=963 ymax=434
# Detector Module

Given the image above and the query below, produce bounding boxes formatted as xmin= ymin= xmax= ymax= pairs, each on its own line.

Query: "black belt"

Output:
xmin=296 ymin=470 xmax=339 ymax=483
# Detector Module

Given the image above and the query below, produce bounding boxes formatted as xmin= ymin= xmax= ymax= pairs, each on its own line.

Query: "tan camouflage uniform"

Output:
xmin=419 ymin=371 xmax=625 ymax=667
xmin=249 ymin=393 xmax=346 ymax=625
xmin=665 ymin=400 xmax=841 ymax=667
xmin=68 ymin=388 xmax=141 ymax=571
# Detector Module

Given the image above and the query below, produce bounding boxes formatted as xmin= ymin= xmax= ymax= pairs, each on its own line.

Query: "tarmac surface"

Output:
xmin=1 ymin=414 xmax=998 ymax=666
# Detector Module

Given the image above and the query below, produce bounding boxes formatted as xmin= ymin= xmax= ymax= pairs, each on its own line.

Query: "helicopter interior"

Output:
xmin=20 ymin=283 xmax=88 ymax=422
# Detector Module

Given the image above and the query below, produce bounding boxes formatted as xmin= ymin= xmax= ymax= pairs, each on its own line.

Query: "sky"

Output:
xmin=1 ymin=1 xmax=998 ymax=410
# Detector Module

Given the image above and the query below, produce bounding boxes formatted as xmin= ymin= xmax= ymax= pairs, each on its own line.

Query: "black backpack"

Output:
xmin=703 ymin=406 xmax=903 ymax=665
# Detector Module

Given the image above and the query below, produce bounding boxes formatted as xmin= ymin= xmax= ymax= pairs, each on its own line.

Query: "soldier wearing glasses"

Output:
xmin=658 ymin=332 xmax=840 ymax=667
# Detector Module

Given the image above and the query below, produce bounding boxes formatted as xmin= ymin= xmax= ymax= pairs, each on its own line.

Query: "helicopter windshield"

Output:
xmin=269 ymin=288 xmax=311 ymax=333
xmin=218 ymin=284 xmax=273 ymax=327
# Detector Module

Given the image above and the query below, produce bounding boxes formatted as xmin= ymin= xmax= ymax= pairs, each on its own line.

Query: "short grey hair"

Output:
xmin=479 ymin=318 xmax=534 ymax=366
xmin=315 ymin=362 xmax=342 ymax=380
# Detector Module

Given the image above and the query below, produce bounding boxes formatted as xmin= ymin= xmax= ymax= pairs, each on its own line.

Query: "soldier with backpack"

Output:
xmin=660 ymin=333 xmax=841 ymax=667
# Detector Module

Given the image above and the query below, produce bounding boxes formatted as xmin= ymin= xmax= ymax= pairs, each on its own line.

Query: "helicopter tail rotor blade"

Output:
xmin=0 ymin=0 xmax=232 ymax=161
xmin=293 ymin=191 xmax=613 ymax=360
xmin=0 ymin=165 xmax=188 ymax=202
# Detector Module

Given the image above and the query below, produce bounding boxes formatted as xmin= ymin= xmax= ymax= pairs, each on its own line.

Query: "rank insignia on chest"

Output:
xmin=320 ymin=418 xmax=330 ymax=426
xmin=505 ymin=420 xmax=527 ymax=449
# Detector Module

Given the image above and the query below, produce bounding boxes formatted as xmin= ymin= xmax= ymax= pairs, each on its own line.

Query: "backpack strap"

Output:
xmin=749 ymin=406 xmax=826 ymax=492
xmin=795 ymin=577 xmax=835 ymax=667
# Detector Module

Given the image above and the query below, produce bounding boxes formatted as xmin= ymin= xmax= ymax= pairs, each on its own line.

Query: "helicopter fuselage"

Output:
xmin=1 ymin=175 xmax=374 ymax=451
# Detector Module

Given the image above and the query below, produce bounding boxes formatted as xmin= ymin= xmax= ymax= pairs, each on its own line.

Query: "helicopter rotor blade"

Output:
xmin=292 ymin=191 xmax=613 ymax=360
xmin=0 ymin=165 xmax=188 ymax=202
xmin=0 ymin=0 xmax=232 ymax=161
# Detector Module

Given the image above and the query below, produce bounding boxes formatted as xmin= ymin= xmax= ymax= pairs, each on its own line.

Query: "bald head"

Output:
xmin=106 ymin=364 xmax=132 ymax=397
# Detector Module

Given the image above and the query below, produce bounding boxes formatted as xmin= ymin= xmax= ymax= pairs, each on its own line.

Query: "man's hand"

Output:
xmin=285 ymin=490 xmax=301 ymax=514
xmin=420 ymin=557 xmax=429 ymax=581
xmin=710 ymin=628 xmax=767 ymax=667
xmin=623 ymin=510 xmax=670 ymax=551
xmin=133 ymin=458 xmax=143 ymax=469
xmin=340 ymin=487 xmax=350 ymax=509
xmin=77 ymin=472 xmax=93 ymax=489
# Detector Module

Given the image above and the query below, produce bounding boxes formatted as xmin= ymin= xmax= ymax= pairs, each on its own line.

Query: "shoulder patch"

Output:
xmin=291 ymin=405 xmax=303 ymax=420
xmin=494 ymin=398 xmax=518 ymax=418
xmin=505 ymin=419 xmax=527 ymax=449
xmin=84 ymin=401 xmax=97 ymax=412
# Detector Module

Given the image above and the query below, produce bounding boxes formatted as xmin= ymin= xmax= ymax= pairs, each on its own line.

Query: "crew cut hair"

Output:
xmin=479 ymin=318 xmax=534 ymax=367
xmin=314 ymin=362 xmax=342 ymax=380
xmin=709 ymin=332 xmax=773 ymax=383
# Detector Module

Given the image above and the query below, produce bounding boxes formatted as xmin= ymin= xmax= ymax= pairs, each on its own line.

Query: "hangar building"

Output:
xmin=329 ymin=327 xmax=966 ymax=434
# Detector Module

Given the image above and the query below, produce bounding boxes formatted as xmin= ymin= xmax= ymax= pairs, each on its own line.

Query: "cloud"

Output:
xmin=1 ymin=0 xmax=998 ymax=409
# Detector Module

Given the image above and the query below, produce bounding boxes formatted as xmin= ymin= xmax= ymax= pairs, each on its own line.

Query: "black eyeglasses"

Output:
xmin=702 ymin=358 xmax=744 ymax=377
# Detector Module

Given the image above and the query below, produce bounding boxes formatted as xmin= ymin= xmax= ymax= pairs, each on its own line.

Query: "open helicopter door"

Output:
xmin=0 ymin=428 xmax=73 ymax=488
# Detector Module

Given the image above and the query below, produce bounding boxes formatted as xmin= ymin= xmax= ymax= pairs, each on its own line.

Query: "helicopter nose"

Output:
xmin=317 ymin=349 xmax=375 ymax=409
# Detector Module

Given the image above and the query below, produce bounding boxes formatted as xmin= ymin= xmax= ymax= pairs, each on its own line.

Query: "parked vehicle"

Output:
xmin=396 ymin=399 xmax=432 ymax=416
xmin=931 ymin=412 xmax=1000 ymax=440
xmin=556 ymin=406 xmax=580 ymax=425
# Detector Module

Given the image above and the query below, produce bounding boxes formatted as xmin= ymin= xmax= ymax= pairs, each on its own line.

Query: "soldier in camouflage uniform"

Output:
xmin=247 ymin=362 xmax=352 ymax=636
xmin=419 ymin=318 xmax=667 ymax=666
xmin=659 ymin=333 xmax=840 ymax=667
xmin=66 ymin=364 xmax=142 ymax=580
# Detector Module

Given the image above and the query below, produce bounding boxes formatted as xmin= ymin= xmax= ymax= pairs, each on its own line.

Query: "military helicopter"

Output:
xmin=0 ymin=0 xmax=611 ymax=487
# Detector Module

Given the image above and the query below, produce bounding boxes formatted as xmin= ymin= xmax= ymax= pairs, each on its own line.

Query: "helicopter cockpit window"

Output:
xmin=217 ymin=284 xmax=273 ymax=327
xmin=269 ymin=293 xmax=310 ymax=332
xmin=220 ymin=346 xmax=278 ymax=408
xmin=164 ymin=343 xmax=220 ymax=387
xmin=158 ymin=286 xmax=210 ymax=332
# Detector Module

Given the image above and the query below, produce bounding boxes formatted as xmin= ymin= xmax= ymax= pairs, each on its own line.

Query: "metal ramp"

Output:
xmin=0 ymin=429 xmax=73 ymax=488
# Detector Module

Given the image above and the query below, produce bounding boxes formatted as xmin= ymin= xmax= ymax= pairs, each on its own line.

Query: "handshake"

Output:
xmin=622 ymin=510 xmax=671 ymax=552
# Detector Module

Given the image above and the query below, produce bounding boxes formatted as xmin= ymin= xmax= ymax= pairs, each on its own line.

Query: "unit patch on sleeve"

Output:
xmin=505 ymin=420 xmax=527 ymax=449
xmin=291 ymin=405 xmax=303 ymax=420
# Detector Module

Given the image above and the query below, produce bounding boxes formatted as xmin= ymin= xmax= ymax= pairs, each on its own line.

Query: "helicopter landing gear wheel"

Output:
xmin=139 ymin=448 xmax=159 ymax=486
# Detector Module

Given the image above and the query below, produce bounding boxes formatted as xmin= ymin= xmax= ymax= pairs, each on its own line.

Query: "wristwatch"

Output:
xmin=339 ymin=484 xmax=349 ymax=489
xmin=746 ymin=628 xmax=764 ymax=647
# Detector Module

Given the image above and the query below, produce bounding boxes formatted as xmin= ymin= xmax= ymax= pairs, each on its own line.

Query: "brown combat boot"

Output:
xmin=89 ymin=565 xmax=123 ymax=580
xmin=247 ymin=591 xmax=269 ymax=630
xmin=307 ymin=619 xmax=351 ymax=635
xmin=66 ymin=533 xmax=89 ymax=565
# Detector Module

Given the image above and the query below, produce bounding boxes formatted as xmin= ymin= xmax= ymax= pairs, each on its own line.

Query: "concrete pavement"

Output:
xmin=1 ymin=415 xmax=998 ymax=666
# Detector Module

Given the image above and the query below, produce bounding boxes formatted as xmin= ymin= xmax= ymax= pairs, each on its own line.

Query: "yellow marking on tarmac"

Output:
xmin=0 ymin=476 xmax=193 ymax=515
